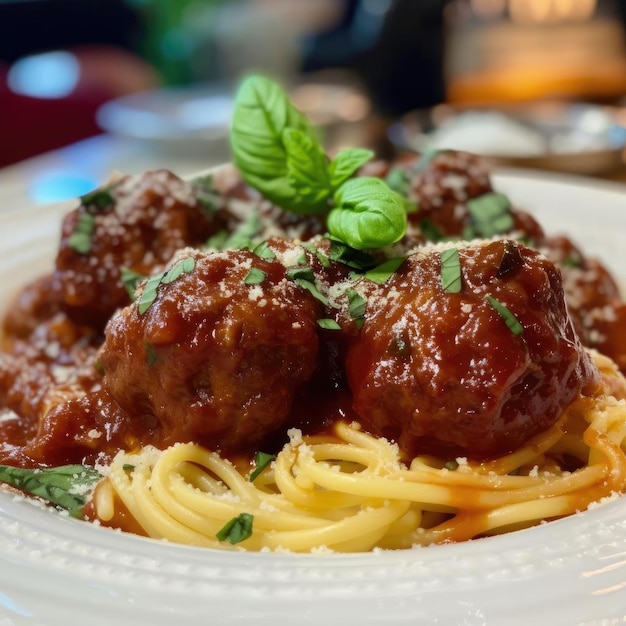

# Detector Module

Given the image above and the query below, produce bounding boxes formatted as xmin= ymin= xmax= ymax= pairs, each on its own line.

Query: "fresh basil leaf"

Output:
xmin=364 ymin=257 xmax=406 ymax=284
xmin=283 ymin=127 xmax=332 ymax=212
xmin=230 ymin=75 xmax=314 ymax=210
xmin=347 ymin=288 xmax=367 ymax=328
xmin=467 ymin=193 xmax=514 ymax=239
xmin=137 ymin=257 xmax=196 ymax=315
xmin=440 ymin=248 xmax=462 ymax=293
xmin=385 ymin=166 xmax=411 ymax=196
xmin=329 ymin=148 xmax=374 ymax=190
xmin=244 ymin=268 xmax=267 ymax=285
xmin=253 ymin=241 xmax=276 ymax=261
xmin=328 ymin=240 xmax=377 ymax=270
xmin=192 ymin=174 xmax=221 ymax=214
xmin=0 ymin=464 xmax=101 ymax=518
xmin=485 ymin=294 xmax=523 ymax=336
xmin=68 ymin=211 xmax=96 ymax=255
xmin=223 ymin=212 xmax=264 ymax=251
xmin=249 ymin=452 xmax=276 ymax=482
xmin=216 ymin=512 xmax=254 ymax=544
xmin=120 ymin=267 xmax=147 ymax=298
xmin=328 ymin=177 xmax=407 ymax=250
xmin=80 ymin=187 xmax=115 ymax=210
xmin=317 ymin=318 xmax=341 ymax=330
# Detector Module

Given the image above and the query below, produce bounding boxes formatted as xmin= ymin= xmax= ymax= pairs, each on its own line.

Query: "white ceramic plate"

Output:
xmin=1 ymin=170 xmax=626 ymax=625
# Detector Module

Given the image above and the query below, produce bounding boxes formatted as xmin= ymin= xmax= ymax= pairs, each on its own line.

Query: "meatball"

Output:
xmin=346 ymin=240 xmax=599 ymax=459
xmin=99 ymin=248 xmax=322 ymax=453
xmin=55 ymin=169 xmax=223 ymax=330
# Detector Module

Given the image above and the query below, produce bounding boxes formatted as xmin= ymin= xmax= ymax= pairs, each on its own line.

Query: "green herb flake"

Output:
xmin=302 ymin=243 xmax=331 ymax=269
xmin=120 ymin=267 xmax=147 ymax=298
xmin=0 ymin=464 xmax=101 ymax=518
xmin=68 ymin=212 xmax=96 ymax=255
xmin=137 ymin=257 xmax=196 ymax=315
xmin=440 ymin=248 xmax=462 ymax=293
xmin=420 ymin=219 xmax=445 ymax=243
xmin=145 ymin=342 xmax=158 ymax=367
xmin=444 ymin=460 xmax=459 ymax=471
xmin=223 ymin=212 xmax=264 ymax=251
xmin=249 ymin=452 xmax=276 ymax=482
xmin=192 ymin=174 xmax=221 ymax=214
xmin=294 ymin=278 xmax=329 ymax=306
xmin=317 ymin=318 xmax=341 ymax=330
xmin=286 ymin=265 xmax=328 ymax=304
xmin=466 ymin=193 xmax=514 ymax=239
xmin=347 ymin=288 xmax=367 ymax=326
xmin=206 ymin=230 xmax=229 ymax=251
xmin=412 ymin=148 xmax=444 ymax=174
xmin=80 ymin=187 xmax=115 ymax=210
xmin=485 ymin=294 xmax=524 ymax=336
xmin=364 ymin=257 xmax=406 ymax=284
xmin=328 ymin=240 xmax=377 ymax=271
xmin=122 ymin=464 xmax=135 ymax=473
xmin=216 ymin=512 xmax=254 ymax=545
xmin=244 ymin=267 xmax=267 ymax=285
xmin=286 ymin=266 xmax=315 ymax=283
xmin=253 ymin=241 xmax=276 ymax=261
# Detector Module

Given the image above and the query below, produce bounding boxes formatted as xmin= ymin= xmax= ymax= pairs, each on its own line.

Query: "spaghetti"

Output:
xmin=93 ymin=352 xmax=626 ymax=552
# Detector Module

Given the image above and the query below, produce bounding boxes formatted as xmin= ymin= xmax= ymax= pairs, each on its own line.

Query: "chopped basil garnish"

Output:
xmin=420 ymin=219 xmax=444 ymax=243
xmin=328 ymin=240 xmax=377 ymax=271
xmin=440 ymin=248 xmax=462 ymax=293
xmin=363 ymin=257 xmax=405 ymax=284
xmin=137 ymin=257 xmax=196 ymax=315
xmin=206 ymin=230 xmax=229 ymax=250
xmin=412 ymin=148 xmax=444 ymax=174
xmin=485 ymin=294 xmax=523 ymax=336
xmin=0 ymin=464 xmax=101 ymax=518
xmin=120 ymin=267 xmax=147 ymax=298
xmin=80 ymin=187 xmax=115 ymax=210
xmin=249 ymin=452 xmax=276 ymax=482
xmin=145 ymin=342 xmax=158 ymax=367
xmin=244 ymin=268 xmax=267 ymax=285
xmin=252 ymin=241 xmax=276 ymax=261
xmin=385 ymin=166 xmax=411 ymax=196
xmin=192 ymin=174 xmax=221 ymax=214
xmin=347 ymin=288 xmax=367 ymax=328
xmin=216 ymin=513 xmax=254 ymax=545
xmin=122 ymin=464 xmax=135 ymax=472
xmin=68 ymin=185 xmax=116 ymax=254
xmin=68 ymin=212 xmax=96 ymax=255
xmin=302 ymin=243 xmax=331 ymax=269
xmin=561 ymin=255 xmax=582 ymax=268
xmin=317 ymin=318 xmax=341 ymax=330
xmin=466 ymin=193 xmax=514 ymax=239
xmin=220 ymin=212 xmax=263 ymax=251
xmin=286 ymin=266 xmax=315 ymax=283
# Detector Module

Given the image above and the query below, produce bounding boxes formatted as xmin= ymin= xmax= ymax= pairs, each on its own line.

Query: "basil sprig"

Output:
xmin=0 ymin=464 xmax=101 ymax=518
xmin=328 ymin=177 xmax=407 ymax=250
xmin=230 ymin=75 xmax=406 ymax=249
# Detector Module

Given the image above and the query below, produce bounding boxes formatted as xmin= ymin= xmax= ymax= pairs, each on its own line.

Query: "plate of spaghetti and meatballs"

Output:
xmin=1 ymin=75 xmax=626 ymax=624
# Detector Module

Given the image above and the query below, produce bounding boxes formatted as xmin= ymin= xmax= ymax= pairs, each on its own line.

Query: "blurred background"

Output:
xmin=3 ymin=0 xmax=626 ymax=208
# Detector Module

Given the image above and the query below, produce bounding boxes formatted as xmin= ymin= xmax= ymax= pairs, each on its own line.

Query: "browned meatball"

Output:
xmin=541 ymin=235 xmax=626 ymax=371
xmin=407 ymin=151 xmax=493 ymax=237
xmin=346 ymin=240 xmax=599 ymax=459
xmin=55 ymin=170 xmax=223 ymax=330
xmin=99 ymin=248 xmax=322 ymax=453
